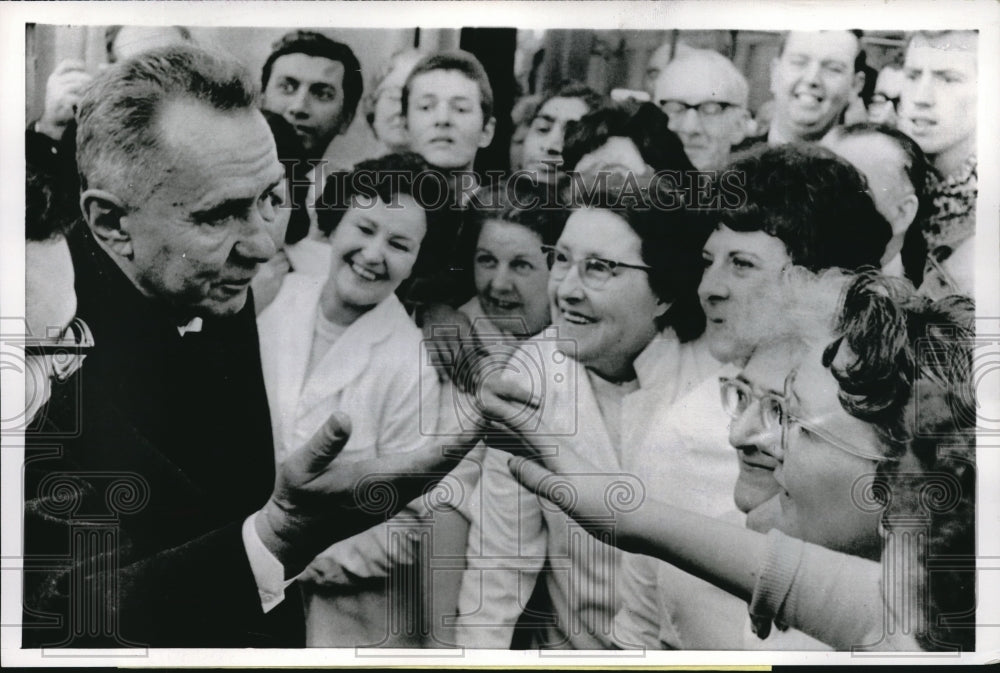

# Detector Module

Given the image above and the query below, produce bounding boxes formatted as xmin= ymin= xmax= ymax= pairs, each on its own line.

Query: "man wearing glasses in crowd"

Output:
xmin=653 ymin=46 xmax=750 ymax=171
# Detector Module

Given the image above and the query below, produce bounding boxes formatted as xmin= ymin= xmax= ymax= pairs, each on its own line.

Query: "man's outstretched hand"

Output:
xmin=255 ymin=410 xmax=481 ymax=578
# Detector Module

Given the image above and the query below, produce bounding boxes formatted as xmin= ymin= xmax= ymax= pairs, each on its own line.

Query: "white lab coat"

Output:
xmin=257 ymin=273 xmax=441 ymax=646
xmin=453 ymin=328 xmax=719 ymax=649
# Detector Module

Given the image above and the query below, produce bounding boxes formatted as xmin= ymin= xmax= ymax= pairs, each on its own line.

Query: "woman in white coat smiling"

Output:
xmin=257 ymin=152 xmax=442 ymax=647
xmin=453 ymin=173 xmax=712 ymax=648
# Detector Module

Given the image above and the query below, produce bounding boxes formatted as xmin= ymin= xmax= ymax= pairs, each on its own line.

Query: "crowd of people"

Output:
xmin=20 ymin=25 xmax=978 ymax=653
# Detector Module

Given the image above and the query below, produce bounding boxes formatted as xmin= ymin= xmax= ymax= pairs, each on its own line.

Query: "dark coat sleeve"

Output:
xmin=21 ymin=385 xmax=304 ymax=648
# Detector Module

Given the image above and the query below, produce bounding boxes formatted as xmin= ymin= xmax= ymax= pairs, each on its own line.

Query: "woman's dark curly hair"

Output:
xmin=561 ymin=100 xmax=694 ymax=174
xmin=823 ymin=270 xmax=976 ymax=651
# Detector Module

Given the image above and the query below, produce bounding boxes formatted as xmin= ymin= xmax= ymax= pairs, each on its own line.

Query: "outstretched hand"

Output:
xmin=507 ymin=455 xmax=646 ymax=545
xmin=256 ymin=410 xmax=481 ymax=578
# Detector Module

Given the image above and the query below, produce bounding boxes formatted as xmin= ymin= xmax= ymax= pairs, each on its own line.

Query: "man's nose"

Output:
xmin=542 ymin=125 xmax=564 ymax=156
xmin=432 ymin=102 xmax=452 ymax=126
xmin=909 ymin=72 xmax=934 ymax=107
xmin=287 ymin=88 xmax=311 ymax=117
xmin=235 ymin=215 xmax=278 ymax=263
xmin=675 ymin=107 xmax=703 ymax=134
xmin=799 ymin=59 xmax=822 ymax=86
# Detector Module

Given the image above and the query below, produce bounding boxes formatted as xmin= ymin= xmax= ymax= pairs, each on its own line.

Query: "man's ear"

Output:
xmin=893 ymin=193 xmax=920 ymax=235
xmin=478 ymin=116 xmax=497 ymax=149
xmin=654 ymin=297 xmax=672 ymax=323
xmin=852 ymin=70 xmax=866 ymax=97
xmin=80 ymin=189 xmax=132 ymax=258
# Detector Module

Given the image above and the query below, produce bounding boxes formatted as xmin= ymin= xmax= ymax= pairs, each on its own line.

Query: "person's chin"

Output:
xmin=202 ymin=286 xmax=251 ymax=317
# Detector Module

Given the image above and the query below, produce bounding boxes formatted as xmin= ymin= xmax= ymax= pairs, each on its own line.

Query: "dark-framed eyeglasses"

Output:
xmin=541 ymin=245 xmax=652 ymax=290
xmin=659 ymin=99 xmax=740 ymax=118
xmin=779 ymin=370 xmax=896 ymax=463
xmin=23 ymin=317 xmax=94 ymax=383
xmin=869 ymin=93 xmax=901 ymax=110
xmin=719 ymin=376 xmax=787 ymax=430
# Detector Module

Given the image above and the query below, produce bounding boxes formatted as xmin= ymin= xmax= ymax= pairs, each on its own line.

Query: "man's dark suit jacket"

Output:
xmin=22 ymin=225 xmax=304 ymax=648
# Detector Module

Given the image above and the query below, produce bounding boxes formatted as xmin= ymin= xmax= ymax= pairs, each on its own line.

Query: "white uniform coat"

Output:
xmin=453 ymin=328 xmax=719 ymax=649
xmin=258 ymin=273 xmax=440 ymax=646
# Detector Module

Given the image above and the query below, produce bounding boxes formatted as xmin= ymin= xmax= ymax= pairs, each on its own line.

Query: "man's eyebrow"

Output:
xmin=933 ymin=69 xmax=967 ymax=78
xmin=533 ymin=113 xmax=556 ymax=124
xmin=191 ymin=197 xmax=254 ymax=224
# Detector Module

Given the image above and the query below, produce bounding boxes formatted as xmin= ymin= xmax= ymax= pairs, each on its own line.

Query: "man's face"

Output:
xmin=25 ymin=238 xmax=78 ymax=423
xmin=406 ymin=69 xmax=495 ymax=171
xmin=263 ymin=53 xmax=348 ymax=158
xmin=868 ymin=67 xmax=904 ymax=126
xmin=898 ymin=33 xmax=978 ymax=160
xmin=114 ymin=100 xmax=283 ymax=318
xmin=655 ymin=59 xmax=747 ymax=171
xmin=521 ymin=96 xmax=590 ymax=184
xmin=699 ymin=226 xmax=791 ymax=365
xmin=821 ymin=132 xmax=916 ymax=237
xmin=770 ymin=31 xmax=861 ymax=139
xmin=728 ymin=341 xmax=797 ymax=514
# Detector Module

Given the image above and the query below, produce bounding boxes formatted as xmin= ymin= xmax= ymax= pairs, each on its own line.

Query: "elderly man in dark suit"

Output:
xmin=21 ymin=44 xmax=468 ymax=649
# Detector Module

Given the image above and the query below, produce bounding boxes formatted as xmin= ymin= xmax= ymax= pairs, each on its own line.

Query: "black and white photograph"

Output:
xmin=2 ymin=0 xmax=998 ymax=667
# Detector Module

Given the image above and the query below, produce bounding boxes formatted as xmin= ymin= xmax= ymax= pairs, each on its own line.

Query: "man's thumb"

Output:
xmin=301 ymin=410 xmax=352 ymax=471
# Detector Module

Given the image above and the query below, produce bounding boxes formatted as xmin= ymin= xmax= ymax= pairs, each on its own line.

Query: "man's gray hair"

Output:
xmin=77 ymin=44 xmax=259 ymax=208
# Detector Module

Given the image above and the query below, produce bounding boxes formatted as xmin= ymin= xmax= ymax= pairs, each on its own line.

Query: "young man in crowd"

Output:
xmin=262 ymin=30 xmax=362 ymax=166
xmin=653 ymin=46 xmax=750 ymax=171
xmin=260 ymin=30 xmax=363 ymax=255
xmin=519 ymin=82 xmax=604 ymax=185
xmin=403 ymin=50 xmax=496 ymax=192
xmin=21 ymin=44 xmax=472 ymax=649
xmin=897 ymin=30 xmax=978 ymax=254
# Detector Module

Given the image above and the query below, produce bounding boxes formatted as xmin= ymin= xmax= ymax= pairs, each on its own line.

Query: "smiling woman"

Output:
xmin=452 ymin=174 xmax=712 ymax=649
xmin=256 ymin=152 xmax=445 ymax=647
xmin=510 ymin=269 xmax=977 ymax=652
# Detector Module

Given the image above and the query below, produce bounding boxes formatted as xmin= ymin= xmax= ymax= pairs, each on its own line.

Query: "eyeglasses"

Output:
xmin=869 ymin=93 xmax=900 ymax=110
xmin=23 ymin=317 xmax=94 ymax=383
xmin=658 ymin=100 xmax=740 ymax=118
xmin=779 ymin=370 xmax=895 ymax=463
xmin=719 ymin=376 xmax=786 ymax=430
xmin=541 ymin=245 xmax=652 ymax=290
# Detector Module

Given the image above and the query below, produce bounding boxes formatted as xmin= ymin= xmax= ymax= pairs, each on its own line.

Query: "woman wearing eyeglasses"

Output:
xmin=511 ymin=271 xmax=976 ymax=651
xmin=452 ymin=174 xmax=711 ymax=649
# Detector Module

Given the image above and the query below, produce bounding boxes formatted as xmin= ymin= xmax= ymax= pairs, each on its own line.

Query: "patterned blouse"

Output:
xmin=923 ymin=155 xmax=977 ymax=250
